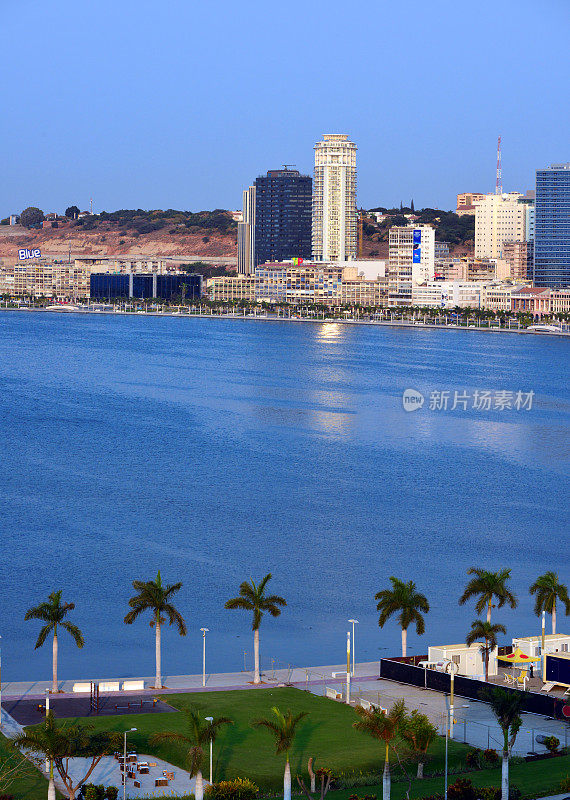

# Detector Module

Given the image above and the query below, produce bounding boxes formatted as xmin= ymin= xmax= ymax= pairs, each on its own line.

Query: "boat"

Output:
xmin=45 ymin=304 xmax=83 ymax=312
xmin=527 ymin=324 xmax=562 ymax=333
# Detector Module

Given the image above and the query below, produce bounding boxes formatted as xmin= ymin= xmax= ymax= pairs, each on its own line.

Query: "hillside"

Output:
xmin=0 ymin=209 xmax=238 ymax=261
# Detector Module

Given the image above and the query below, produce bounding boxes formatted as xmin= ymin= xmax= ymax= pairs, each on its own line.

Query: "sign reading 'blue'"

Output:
xmin=18 ymin=248 xmax=41 ymax=260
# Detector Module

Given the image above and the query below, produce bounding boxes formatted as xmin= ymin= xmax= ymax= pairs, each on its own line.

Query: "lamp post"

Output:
xmin=205 ymin=716 xmax=214 ymax=783
xmin=542 ymin=611 xmax=546 ymax=682
xmin=123 ymin=727 xmax=137 ymax=800
xmin=346 ymin=631 xmax=351 ymax=705
xmin=200 ymin=628 xmax=209 ymax=688
xmin=348 ymin=620 xmax=359 ymax=676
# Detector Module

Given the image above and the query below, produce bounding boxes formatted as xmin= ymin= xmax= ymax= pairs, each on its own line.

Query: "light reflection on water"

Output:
xmin=0 ymin=314 xmax=568 ymax=681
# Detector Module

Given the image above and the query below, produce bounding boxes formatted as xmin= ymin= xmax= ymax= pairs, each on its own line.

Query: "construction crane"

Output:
xmin=495 ymin=136 xmax=502 ymax=195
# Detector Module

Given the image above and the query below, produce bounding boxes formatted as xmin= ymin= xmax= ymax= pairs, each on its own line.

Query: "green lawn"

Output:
xmin=0 ymin=733 xmax=54 ymax=800
xmin=46 ymin=688 xmax=468 ymax=790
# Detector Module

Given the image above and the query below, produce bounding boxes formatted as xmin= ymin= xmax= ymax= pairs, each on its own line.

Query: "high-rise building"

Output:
xmin=474 ymin=192 xmax=532 ymax=259
xmin=312 ymin=134 xmax=357 ymax=262
xmin=237 ymin=185 xmax=256 ymax=275
xmin=254 ymin=169 xmax=312 ymax=265
xmin=388 ymin=225 xmax=435 ymax=304
xmin=534 ymin=163 xmax=570 ymax=287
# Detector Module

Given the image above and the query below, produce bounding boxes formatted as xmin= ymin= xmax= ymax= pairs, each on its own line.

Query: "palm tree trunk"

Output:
xmin=401 ymin=628 xmax=407 ymax=658
xmin=484 ymin=645 xmax=489 ymax=682
xmin=52 ymin=630 xmax=58 ymax=693
xmin=487 ymin=601 xmax=492 ymax=623
xmin=382 ymin=744 xmax=390 ymax=800
xmin=253 ymin=627 xmax=260 ymax=684
xmin=501 ymin=752 xmax=509 ymax=800
xmin=284 ymin=757 xmax=291 ymax=800
xmin=195 ymin=769 xmax=204 ymax=800
xmin=417 ymin=760 xmax=424 ymax=779
xmin=155 ymin=617 xmax=162 ymax=689
xmin=48 ymin=761 xmax=56 ymax=800
xmin=552 ymin=601 xmax=556 ymax=635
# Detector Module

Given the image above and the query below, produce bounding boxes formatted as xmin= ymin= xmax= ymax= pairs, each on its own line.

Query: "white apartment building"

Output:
xmin=482 ymin=282 xmax=528 ymax=312
xmin=474 ymin=193 xmax=532 ymax=259
xmin=312 ymin=134 xmax=357 ymax=262
xmin=388 ymin=225 xmax=435 ymax=303
xmin=237 ymin=185 xmax=256 ymax=275
xmin=412 ymin=280 xmax=483 ymax=309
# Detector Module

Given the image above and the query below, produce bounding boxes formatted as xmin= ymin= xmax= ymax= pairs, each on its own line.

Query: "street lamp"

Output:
xmin=348 ymin=620 xmax=359 ymax=676
xmin=205 ymin=716 xmax=214 ymax=783
xmin=200 ymin=628 xmax=209 ymax=687
xmin=123 ymin=728 xmax=137 ymax=800
xmin=346 ymin=631 xmax=351 ymax=705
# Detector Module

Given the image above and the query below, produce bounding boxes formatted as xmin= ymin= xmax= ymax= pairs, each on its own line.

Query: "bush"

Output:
xmin=544 ymin=735 xmax=560 ymax=753
xmin=204 ymin=778 xmax=259 ymax=800
xmin=559 ymin=774 xmax=570 ymax=791
xmin=483 ymin=748 xmax=499 ymax=765
xmin=79 ymin=785 xmax=117 ymax=800
xmin=105 ymin=789 xmax=118 ymax=800
xmin=447 ymin=778 xmax=476 ymax=800
xmin=465 ymin=749 xmax=481 ymax=768
xmin=20 ymin=207 xmax=44 ymax=228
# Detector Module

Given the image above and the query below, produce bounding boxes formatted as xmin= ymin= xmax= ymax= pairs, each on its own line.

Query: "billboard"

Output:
xmin=413 ymin=229 xmax=421 ymax=263
xmin=18 ymin=248 xmax=41 ymax=260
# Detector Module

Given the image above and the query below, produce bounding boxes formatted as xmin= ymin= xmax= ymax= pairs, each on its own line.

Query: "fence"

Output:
xmin=380 ymin=658 xmax=568 ymax=718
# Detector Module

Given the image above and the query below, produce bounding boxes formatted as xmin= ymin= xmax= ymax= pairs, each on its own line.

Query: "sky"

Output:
xmin=1 ymin=0 xmax=568 ymax=217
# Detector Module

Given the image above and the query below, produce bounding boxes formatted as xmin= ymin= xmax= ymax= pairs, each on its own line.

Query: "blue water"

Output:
xmin=0 ymin=312 xmax=568 ymax=682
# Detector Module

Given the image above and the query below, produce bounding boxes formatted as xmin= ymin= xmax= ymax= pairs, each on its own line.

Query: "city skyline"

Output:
xmin=1 ymin=0 xmax=568 ymax=217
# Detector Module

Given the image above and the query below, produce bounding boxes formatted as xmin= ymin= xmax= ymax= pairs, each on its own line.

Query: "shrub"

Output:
xmin=483 ymin=748 xmax=499 ymax=765
xmin=465 ymin=749 xmax=481 ymax=768
xmin=559 ymin=774 xmax=570 ymax=791
xmin=544 ymin=735 xmax=560 ymax=753
xmin=447 ymin=777 xmax=476 ymax=800
xmin=105 ymin=789 xmax=118 ymax=800
xmin=204 ymin=778 xmax=259 ymax=800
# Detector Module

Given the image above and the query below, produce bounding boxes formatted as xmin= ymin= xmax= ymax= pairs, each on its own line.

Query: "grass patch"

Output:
xmin=0 ymin=733 xmax=53 ymax=800
xmin=39 ymin=688 xmax=468 ymax=790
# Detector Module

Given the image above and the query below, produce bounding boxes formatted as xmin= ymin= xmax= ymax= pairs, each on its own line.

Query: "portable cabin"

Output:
xmin=428 ymin=643 xmax=498 ymax=678
xmin=512 ymin=633 xmax=570 ymax=658
xmin=545 ymin=652 xmax=570 ymax=689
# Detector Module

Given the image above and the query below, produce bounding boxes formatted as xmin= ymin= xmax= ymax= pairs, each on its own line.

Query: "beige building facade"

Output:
xmin=206 ymin=275 xmax=256 ymax=302
xmin=312 ymin=134 xmax=357 ymax=262
xmin=474 ymin=192 xmax=530 ymax=259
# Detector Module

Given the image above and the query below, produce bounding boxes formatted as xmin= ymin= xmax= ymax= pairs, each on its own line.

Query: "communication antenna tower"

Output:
xmin=495 ymin=136 xmax=502 ymax=195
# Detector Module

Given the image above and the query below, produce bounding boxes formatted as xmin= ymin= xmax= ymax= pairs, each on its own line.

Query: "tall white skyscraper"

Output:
xmin=312 ymin=134 xmax=357 ymax=262
xmin=474 ymin=192 xmax=531 ymax=259
xmin=237 ymin=185 xmax=256 ymax=275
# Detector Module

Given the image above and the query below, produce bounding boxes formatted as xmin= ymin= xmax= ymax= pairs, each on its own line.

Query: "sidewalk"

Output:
xmin=1 ymin=661 xmax=380 ymax=700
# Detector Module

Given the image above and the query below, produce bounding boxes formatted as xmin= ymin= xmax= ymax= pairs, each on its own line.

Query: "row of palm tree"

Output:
xmin=375 ymin=569 xmax=569 ymax=658
xmin=25 ymin=572 xmax=285 ymax=692
xmin=25 ymin=569 xmax=568 ymax=693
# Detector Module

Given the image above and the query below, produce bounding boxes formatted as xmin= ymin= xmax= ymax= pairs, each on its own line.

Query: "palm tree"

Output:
xmin=225 ymin=574 xmax=286 ymax=683
xmin=14 ymin=711 xmax=119 ymax=800
xmin=353 ymin=700 xmax=406 ymax=800
xmin=253 ymin=707 xmax=307 ymax=800
xmin=459 ymin=568 xmax=517 ymax=623
xmin=480 ymin=687 xmax=524 ymax=800
xmin=124 ymin=571 xmax=186 ymax=689
xmin=529 ymin=571 xmax=570 ymax=634
xmin=25 ymin=591 xmax=84 ymax=693
xmin=466 ymin=619 xmax=506 ymax=681
xmin=151 ymin=708 xmax=232 ymax=800
xmin=375 ymin=578 xmax=429 ymax=657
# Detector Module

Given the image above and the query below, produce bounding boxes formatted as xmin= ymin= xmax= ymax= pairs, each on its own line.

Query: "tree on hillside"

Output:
xmin=20 ymin=207 xmax=44 ymax=228
xmin=124 ymin=571 xmax=186 ymax=689
xmin=353 ymin=700 xmax=406 ymax=800
xmin=25 ymin=590 xmax=84 ymax=693
xmin=65 ymin=206 xmax=80 ymax=219
xmin=225 ymin=573 xmax=286 ymax=684
xmin=529 ymin=571 xmax=570 ymax=634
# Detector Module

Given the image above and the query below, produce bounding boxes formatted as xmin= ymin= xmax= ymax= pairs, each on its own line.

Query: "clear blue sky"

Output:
xmin=2 ymin=0 xmax=568 ymax=217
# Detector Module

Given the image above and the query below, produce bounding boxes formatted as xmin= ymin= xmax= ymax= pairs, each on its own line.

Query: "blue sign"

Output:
xmin=18 ymin=248 xmax=41 ymax=260
xmin=413 ymin=248 xmax=421 ymax=263
xmin=413 ymin=229 xmax=422 ymax=244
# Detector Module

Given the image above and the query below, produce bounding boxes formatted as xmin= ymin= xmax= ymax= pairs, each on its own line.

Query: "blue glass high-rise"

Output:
xmin=534 ymin=163 xmax=570 ymax=287
xmin=254 ymin=169 xmax=312 ymax=266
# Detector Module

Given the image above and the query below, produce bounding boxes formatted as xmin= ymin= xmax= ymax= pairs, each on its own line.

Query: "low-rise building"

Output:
xmin=512 ymin=633 xmax=570 ymax=658
xmin=412 ymin=280 xmax=484 ymax=309
xmin=428 ymin=642 xmax=498 ymax=678
xmin=456 ymin=192 xmax=485 ymax=216
xmin=550 ymin=289 xmax=570 ymax=315
xmin=90 ymin=272 xmax=202 ymax=301
xmin=75 ymin=257 xmax=171 ymax=274
xmin=206 ymin=275 xmax=256 ymax=302
xmin=510 ymin=286 xmax=551 ymax=317
xmin=2 ymin=258 xmax=92 ymax=298
xmin=482 ymin=282 xmax=528 ymax=312
xmin=435 ymin=258 xmax=497 ymax=282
